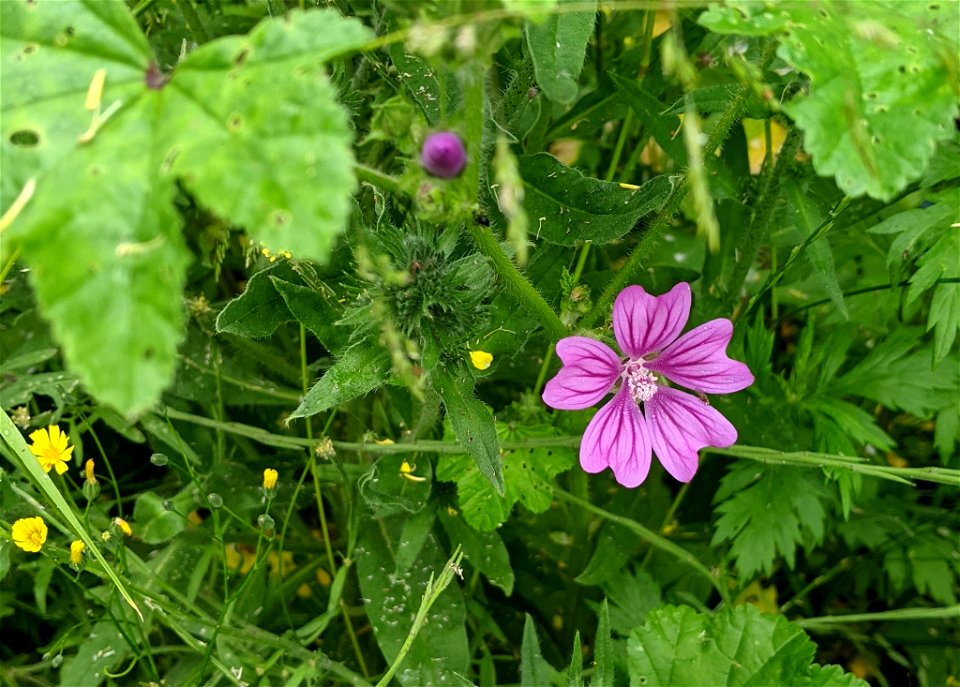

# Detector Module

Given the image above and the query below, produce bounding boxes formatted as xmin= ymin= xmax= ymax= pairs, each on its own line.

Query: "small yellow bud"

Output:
xmin=70 ymin=539 xmax=86 ymax=565
xmin=114 ymin=517 xmax=132 ymax=537
xmin=470 ymin=350 xmax=493 ymax=370
xmin=85 ymin=459 xmax=97 ymax=485
xmin=262 ymin=468 xmax=279 ymax=491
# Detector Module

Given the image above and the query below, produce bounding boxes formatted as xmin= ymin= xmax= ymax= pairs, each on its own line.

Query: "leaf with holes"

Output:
xmin=1 ymin=1 xmax=369 ymax=413
xmin=700 ymin=2 xmax=959 ymax=200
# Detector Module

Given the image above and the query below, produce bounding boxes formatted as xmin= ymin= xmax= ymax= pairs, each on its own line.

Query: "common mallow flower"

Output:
xmin=543 ymin=283 xmax=753 ymax=487
xmin=421 ymin=132 xmax=467 ymax=178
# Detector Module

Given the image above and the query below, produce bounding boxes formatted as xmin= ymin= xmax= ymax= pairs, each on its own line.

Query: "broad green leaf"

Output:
xmin=288 ymin=344 xmax=391 ymax=420
xmin=439 ymin=508 xmax=515 ymax=595
xmin=358 ymin=455 xmax=432 ymax=517
xmin=626 ymin=604 xmax=868 ymax=687
xmin=433 ymin=367 xmax=504 ymax=495
xmin=521 ymin=614 xmax=552 ymax=687
xmin=270 ymin=277 xmax=349 ymax=354
xmin=355 ymin=518 xmax=469 ymax=686
xmin=435 ymin=420 xmax=574 ymax=531
xmin=520 ymin=153 xmax=674 ymax=246
xmin=712 ymin=463 xmax=828 ymax=580
xmin=59 ymin=619 xmax=128 ymax=687
xmin=525 ymin=0 xmax=596 ymax=104
xmin=161 ymin=9 xmax=370 ymax=262
xmin=396 ymin=507 xmax=436 ymax=573
xmin=215 ymin=262 xmax=296 ymax=338
xmin=700 ymin=2 xmax=959 ymax=200
xmin=2 ymin=2 xmax=369 ymax=413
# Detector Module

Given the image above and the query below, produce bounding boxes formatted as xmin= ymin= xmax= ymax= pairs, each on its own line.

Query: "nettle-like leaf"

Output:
xmin=700 ymin=1 xmax=959 ymax=200
xmin=436 ymin=420 xmax=575 ymax=531
xmin=1 ymin=1 xmax=369 ymax=413
xmin=627 ymin=604 xmax=869 ymax=687
xmin=520 ymin=153 xmax=674 ymax=246
xmin=711 ymin=463 xmax=829 ymax=580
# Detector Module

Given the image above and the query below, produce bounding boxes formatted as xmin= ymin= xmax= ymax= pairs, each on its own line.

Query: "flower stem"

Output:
xmin=794 ymin=605 xmax=960 ymax=629
xmin=468 ymin=222 xmax=567 ymax=342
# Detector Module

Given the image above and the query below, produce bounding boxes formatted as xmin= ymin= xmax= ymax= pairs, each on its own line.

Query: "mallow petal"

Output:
xmin=645 ymin=387 xmax=738 ymax=482
xmin=648 ymin=319 xmax=754 ymax=394
xmin=613 ymin=283 xmax=691 ymax=359
xmin=543 ymin=337 xmax=621 ymax=410
xmin=580 ymin=388 xmax=652 ymax=487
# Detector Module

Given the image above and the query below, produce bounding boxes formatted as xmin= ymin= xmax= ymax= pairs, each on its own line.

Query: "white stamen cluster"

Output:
xmin=624 ymin=360 xmax=659 ymax=404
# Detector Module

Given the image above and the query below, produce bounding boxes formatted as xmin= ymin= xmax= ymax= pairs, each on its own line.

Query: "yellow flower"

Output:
xmin=113 ymin=517 xmax=132 ymax=537
xmin=262 ymin=468 xmax=278 ymax=490
xmin=469 ymin=350 xmax=493 ymax=370
xmin=12 ymin=517 xmax=47 ymax=553
xmin=70 ymin=539 xmax=86 ymax=565
xmin=399 ymin=460 xmax=426 ymax=483
xmin=29 ymin=425 xmax=74 ymax=475
xmin=84 ymin=459 xmax=97 ymax=485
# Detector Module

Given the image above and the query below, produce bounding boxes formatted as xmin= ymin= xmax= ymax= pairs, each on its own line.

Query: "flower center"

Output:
xmin=623 ymin=359 xmax=659 ymax=404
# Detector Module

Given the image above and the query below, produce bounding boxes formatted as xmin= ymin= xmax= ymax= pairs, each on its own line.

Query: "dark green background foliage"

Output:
xmin=0 ymin=1 xmax=957 ymax=686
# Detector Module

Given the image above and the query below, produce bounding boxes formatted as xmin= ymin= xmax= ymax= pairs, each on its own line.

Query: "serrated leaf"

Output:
xmin=2 ymin=2 xmax=370 ymax=413
xmin=355 ymin=519 xmax=469 ymax=686
xmin=626 ymin=604 xmax=868 ymax=687
xmin=700 ymin=2 xmax=959 ymax=200
xmin=522 ymin=614 xmax=552 ymax=687
xmin=525 ymin=0 xmax=596 ymax=105
xmin=435 ymin=421 xmax=574 ymax=531
xmin=215 ymin=262 xmax=296 ymax=338
xmin=289 ymin=345 xmax=390 ymax=420
xmin=520 ymin=153 xmax=674 ymax=246
xmin=434 ymin=368 xmax=504 ymax=495
xmin=712 ymin=463 xmax=828 ymax=580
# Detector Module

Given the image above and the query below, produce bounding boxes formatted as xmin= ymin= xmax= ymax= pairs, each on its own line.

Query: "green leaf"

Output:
xmin=356 ymin=518 xmax=469 ymax=686
xmin=2 ymin=3 xmax=370 ymax=412
xmin=435 ymin=420 xmax=575 ymax=531
xmin=627 ymin=604 xmax=868 ymax=687
xmin=591 ymin=599 xmax=613 ymax=687
xmin=161 ymin=10 xmax=368 ymax=263
xmin=439 ymin=508 xmax=515 ymax=595
xmin=396 ymin=508 xmax=436 ymax=573
xmin=215 ymin=262 xmax=296 ymax=338
xmin=59 ymin=619 xmax=129 ymax=687
xmin=829 ymin=329 xmax=958 ymax=417
xmin=712 ymin=463 xmax=829 ymax=580
xmin=288 ymin=344 xmax=391 ymax=420
xmin=916 ymin=240 xmax=960 ymax=365
xmin=132 ymin=490 xmax=190 ymax=544
xmin=521 ymin=614 xmax=552 ymax=687
xmin=433 ymin=367 xmax=504 ymax=495
xmin=270 ymin=277 xmax=349 ymax=354
xmin=700 ymin=2 xmax=959 ymax=200
xmin=525 ymin=0 xmax=596 ymax=105
xmin=567 ymin=632 xmax=584 ymax=687
xmin=609 ymin=73 xmax=685 ymax=163
xmin=520 ymin=153 xmax=674 ymax=246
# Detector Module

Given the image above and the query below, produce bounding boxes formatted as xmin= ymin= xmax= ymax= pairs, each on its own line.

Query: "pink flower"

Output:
xmin=543 ymin=283 xmax=754 ymax=487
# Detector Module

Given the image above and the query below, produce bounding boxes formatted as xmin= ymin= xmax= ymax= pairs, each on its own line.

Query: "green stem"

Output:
xmin=375 ymin=547 xmax=465 ymax=687
xmin=553 ymin=488 xmax=729 ymax=603
xmin=604 ymin=110 xmax=634 ymax=182
xmin=639 ymin=481 xmax=690 ymax=570
xmin=468 ymin=223 xmax=567 ymax=342
xmin=0 ymin=245 xmax=21 ymax=284
xmin=794 ymin=605 xmax=960 ymax=629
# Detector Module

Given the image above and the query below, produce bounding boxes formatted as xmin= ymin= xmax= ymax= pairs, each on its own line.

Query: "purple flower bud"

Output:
xmin=420 ymin=132 xmax=467 ymax=179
